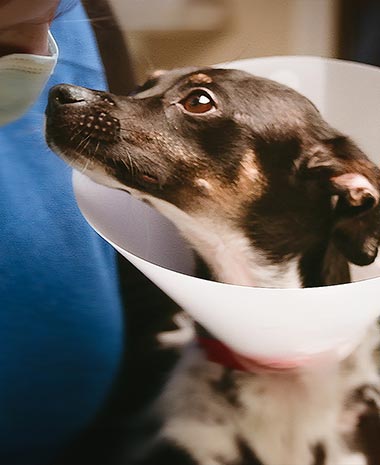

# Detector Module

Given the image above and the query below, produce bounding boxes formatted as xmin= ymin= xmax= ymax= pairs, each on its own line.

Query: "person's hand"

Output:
xmin=0 ymin=0 xmax=60 ymax=56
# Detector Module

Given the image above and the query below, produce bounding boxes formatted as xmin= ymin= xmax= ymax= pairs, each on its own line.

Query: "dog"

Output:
xmin=45 ymin=67 xmax=380 ymax=465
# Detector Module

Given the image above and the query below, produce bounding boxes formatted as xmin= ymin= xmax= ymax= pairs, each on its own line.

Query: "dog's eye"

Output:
xmin=181 ymin=90 xmax=216 ymax=114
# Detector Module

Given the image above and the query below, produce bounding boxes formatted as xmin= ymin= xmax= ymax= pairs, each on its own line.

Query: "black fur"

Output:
xmin=311 ymin=443 xmax=326 ymax=465
xmin=212 ymin=368 xmax=242 ymax=408
xmin=133 ymin=440 xmax=199 ymax=465
xmin=234 ymin=438 xmax=264 ymax=465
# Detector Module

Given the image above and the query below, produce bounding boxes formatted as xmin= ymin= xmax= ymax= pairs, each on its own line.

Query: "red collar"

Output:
xmin=197 ymin=336 xmax=305 ymax=373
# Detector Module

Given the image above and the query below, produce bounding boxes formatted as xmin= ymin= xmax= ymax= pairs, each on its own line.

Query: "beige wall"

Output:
xmin=110 ymin=0 xmax=339 ymax=82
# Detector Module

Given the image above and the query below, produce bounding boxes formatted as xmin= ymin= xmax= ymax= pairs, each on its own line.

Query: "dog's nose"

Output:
xmin=48 ymin=84 xmax=96 ymax=108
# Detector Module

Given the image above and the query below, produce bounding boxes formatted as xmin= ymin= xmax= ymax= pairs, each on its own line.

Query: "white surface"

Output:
xmin=73 ymin=57 xmax=380 ymax=364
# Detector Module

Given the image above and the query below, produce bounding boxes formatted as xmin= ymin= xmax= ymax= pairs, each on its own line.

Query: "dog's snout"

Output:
xmin=46 ymin=83 xmax=121 ymax=145
xmin=48 ymin=84 xmax=95 ymax=108
xmin=46 ymin=85 xmax=117 ymax=118
xmin=46 ymin=85 xmax=96 ymax=117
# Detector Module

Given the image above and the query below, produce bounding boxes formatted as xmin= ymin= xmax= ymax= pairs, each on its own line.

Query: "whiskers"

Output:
xmin=63 ymin=124 xmax=97 ymax=174
xmin=69 ymin=125 xmax=89 ymax=148
xmin=54 ymin=123 xmax=139 ymax=180
xmin=76 ymin=132 xmax=93 ymax=154
xmin=121 ymin=150 xmax=137 ymax=179
xmin=80 ymin=157 xmax=92 ymax=175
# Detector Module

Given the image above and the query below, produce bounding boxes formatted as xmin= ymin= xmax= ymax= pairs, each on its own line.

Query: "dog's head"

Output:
xmin=45 ymin=67 xmax=380 ymax=287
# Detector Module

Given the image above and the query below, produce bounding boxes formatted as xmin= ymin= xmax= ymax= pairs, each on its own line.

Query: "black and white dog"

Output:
xmin=46 ymin=67 xmax=380 ymax=465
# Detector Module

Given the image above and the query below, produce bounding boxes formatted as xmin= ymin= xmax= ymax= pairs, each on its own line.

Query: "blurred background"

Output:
xmin=105 ymin=0 xmax=379 ymax=82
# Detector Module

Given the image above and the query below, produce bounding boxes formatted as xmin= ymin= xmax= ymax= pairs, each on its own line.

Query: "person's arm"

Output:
xmin=0 ymin=0 xmax=59 ymax=56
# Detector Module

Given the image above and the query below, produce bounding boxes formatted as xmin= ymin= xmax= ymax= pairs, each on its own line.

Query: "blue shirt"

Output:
xmin=0 ymin=3 xmax=124 ymax=464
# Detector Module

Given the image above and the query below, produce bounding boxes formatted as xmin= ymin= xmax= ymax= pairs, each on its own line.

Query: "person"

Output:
xmin=0 ymin=1 xmax=125 ymax=463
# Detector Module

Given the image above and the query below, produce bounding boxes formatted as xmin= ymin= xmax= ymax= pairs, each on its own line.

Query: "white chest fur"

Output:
xmin=144 ymin=195 xmax=301 ymax=288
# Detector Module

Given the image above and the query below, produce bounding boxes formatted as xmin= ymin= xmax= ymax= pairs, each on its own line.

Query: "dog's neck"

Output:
xmin=300 ymin=241 xmax=351 ymax=287
xmin=139 ymin=193 xmax=350 ymax=288
xmin=144 ymin=195 xmax=302 ymax=288
xmin=183 ymin=218 xmax=302 ymax=288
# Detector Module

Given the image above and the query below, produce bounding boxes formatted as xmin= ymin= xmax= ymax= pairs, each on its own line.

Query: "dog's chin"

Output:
xmin=46 ymin=131 xmax=88 ymax=168
xmin=45 ymin=133 xmax=146 ymax=195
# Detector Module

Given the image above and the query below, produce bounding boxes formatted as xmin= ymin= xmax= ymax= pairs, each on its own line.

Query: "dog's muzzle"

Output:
xmin=46 ymin=84 xmax=120 ymax=143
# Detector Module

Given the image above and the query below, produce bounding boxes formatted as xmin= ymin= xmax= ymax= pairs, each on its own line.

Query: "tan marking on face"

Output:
xmin=195 ymin=178 xmax=213 ymax=193
xmin=189 ymin=150 xmax=265 ymax=220
xmin=189 ymin=73 xmax=213 ymax=85
xmin=237 ymin=149 xmax=266 ymax=199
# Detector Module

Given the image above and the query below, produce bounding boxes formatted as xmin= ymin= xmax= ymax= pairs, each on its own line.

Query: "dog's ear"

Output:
xmin=330 ymin=172 xmax=380 ymax=265
xmin=304 ymin=137 xmax=380 ymax=265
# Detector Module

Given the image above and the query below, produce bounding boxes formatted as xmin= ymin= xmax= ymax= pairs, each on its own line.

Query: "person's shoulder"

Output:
xmin=51 ymin=1 xmax=104 ymax=74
